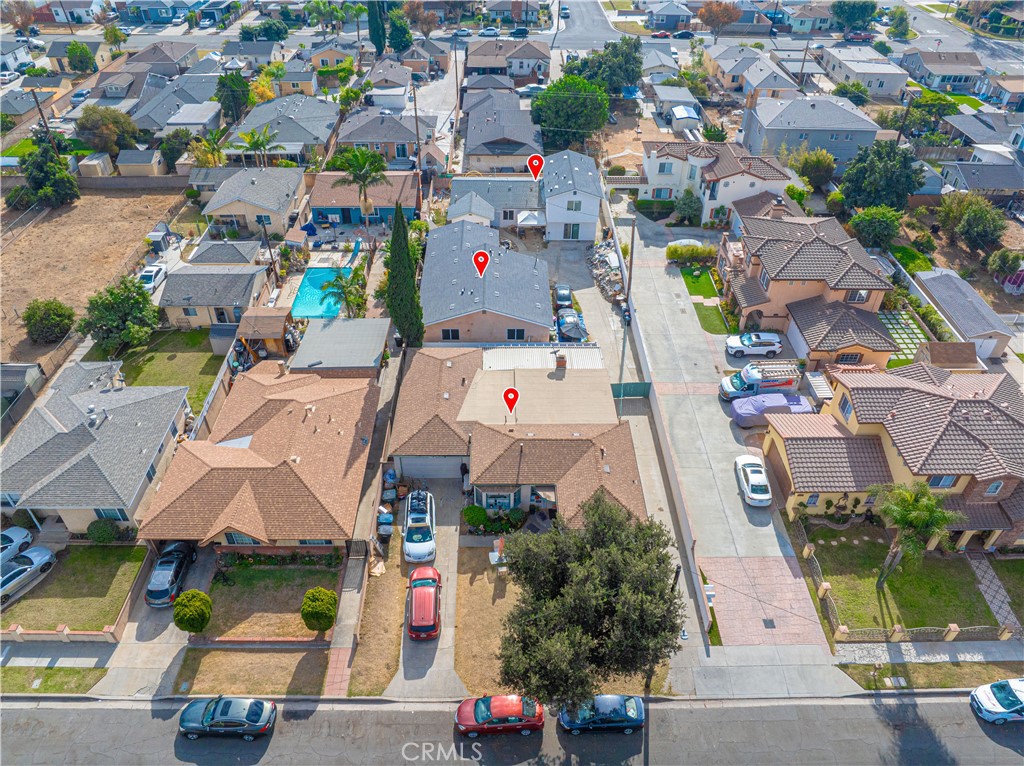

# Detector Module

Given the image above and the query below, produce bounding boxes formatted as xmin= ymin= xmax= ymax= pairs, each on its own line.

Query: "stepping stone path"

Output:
xmin=817 ymin=540 xmax=825 ymax=545
xmin=883 ymin=677 xmax=908 ymax=688
xmin=840 ymin=537 xmax=847 ymax=542
xmin=852 ymin=540 xmax=859 ymax=545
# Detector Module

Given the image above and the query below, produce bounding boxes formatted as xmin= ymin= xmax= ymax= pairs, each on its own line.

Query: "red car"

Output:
xmin=455 ymin=695 xmax=545 ymax=738
xmin=407 ymin=566 xmax=441 ymax=640
xmin=651 ymin=30 xmax=671 ymax=38
xmin=844 ymin=31 xmax=874 ymax=41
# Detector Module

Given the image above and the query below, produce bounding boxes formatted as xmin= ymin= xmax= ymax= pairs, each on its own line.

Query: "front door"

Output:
xmin=341 ymin=208 xmax=353 ymax=224
xmin=214 ymin=308 xmax=229 ymax=324
xmin=395 ymin=143 xmax=408 ymax=158
xmin=563 ymin=223 xmax=580 ymax=240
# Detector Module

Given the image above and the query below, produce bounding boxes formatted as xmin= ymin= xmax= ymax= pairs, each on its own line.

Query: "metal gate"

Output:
xmin=610 ymin=382 xmax=651 ymax=398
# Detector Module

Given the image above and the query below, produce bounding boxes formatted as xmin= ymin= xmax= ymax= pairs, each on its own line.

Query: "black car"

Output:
xmin=144 ymin=541 xmax=197 ymax=608
xmin=510 ymin=27 xmax=529 ymax=38
xmin=558 ymin=695 xmax=645 ymax=735
xmin=179 ymin=696 xmax=276 ymax=741
xmin=672 ymin=30 xmax=694 ymax=39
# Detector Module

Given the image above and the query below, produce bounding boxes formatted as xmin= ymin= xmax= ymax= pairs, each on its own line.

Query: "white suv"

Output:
xmin=725 ymin=332 xmax=783 ymax=359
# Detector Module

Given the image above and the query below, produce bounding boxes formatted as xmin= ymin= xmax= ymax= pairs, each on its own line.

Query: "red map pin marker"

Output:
xmin=527 ymin=154 xmax=544 ymax=181
xmin=473 ymin=250 xmax=490 ymax=278
xmin=503 ymin=387 xmax=520 ymax=414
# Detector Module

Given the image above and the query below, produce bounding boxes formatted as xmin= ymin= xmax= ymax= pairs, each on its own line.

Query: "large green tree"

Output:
xmin=386 ymin=204 xmax=424 ymax=346
xmin=937 ymin=192 xmax=1007 ymax=247
xmin=23 ymin=298 xmax=75 ymax=344
xmin=888 ymin=6 xmax=910 ymax=37
xmin=215 ymin=72 xmax=250 ymax=123
xmin=65 ymin=40 xmax=96 ymax=73
xmin=387 ymin=8 xmax=413 ymax=52
xmin=78 ymin=106 xmax=140 ymax=156
xmin=787 ymin=146 xmax=836 ymax=189
xmin=849 ymin=205 xmax=902 ymax=249
xmin=19 ymin=142 xmax=80 ymax=208
xmin=563 ymin=35 xmax=642 ymax=96
xmin=328 ymin=146 xmax=390 ymax=212
xmin=158 ymin=127 xmax=193 ymax=172
xmin=833 ymin=80 xmax=869 ymax=106
xmin=368 ymin=0 xmax=387 ymax=56
xmin=499 ymin=494 xmax=684 ymax=706
xmin=830 ymin=0 xmax=876 ymax=29
xmin=911 ymin=90 xmax=960 ymax=128
xmin=840 ymin=141 xmax=924 ymax=211
xmin=531 ymin=75 xmax=609 ymax=150
xmin=76 ymin=274 xmax=160 ymax=356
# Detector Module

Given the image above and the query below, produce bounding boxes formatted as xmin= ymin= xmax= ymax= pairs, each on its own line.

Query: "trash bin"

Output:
xmin=377 ymin=524 xmax=393 ymax=546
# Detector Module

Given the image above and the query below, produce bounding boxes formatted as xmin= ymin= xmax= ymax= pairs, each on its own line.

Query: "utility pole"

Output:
xmin=411 ymin=77 xmax=422 ymax=161
xmin=57 ymin=0 xmax=76 ymax=34
xmin=616 ymin=218 xmax=637 ymax=421
xmin=796 ymin=39 xmax=810 ymax=91
xmin=896 ymin=92 xmax=918 ymax=142
xmin=30 ymin=90 xmax=60 ymax=156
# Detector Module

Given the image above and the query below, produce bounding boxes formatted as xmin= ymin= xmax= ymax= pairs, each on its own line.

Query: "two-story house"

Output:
xmin=542 ymin=150 xmax=603 ymax=242
xmin=306 ymin=36 xmax=372 ymax=70
xmin=763 ymin=363 xmax=1024 ymax=551
xmin=398 ymin=38 xmax=450 ymax=74
xmin=899 ymin=48 xmax=985 ymax=93
xmin=741 ymin=95 xmax=881 ymax=164
xmin=819 ymin=46 xmax=909 ymax=99
xmin=466 ymin=40 xmax=550 ymax=85
xmin=485 ymin=0 xmax=540 ymax=24
xmin=705 ymin=44 xmax=800 ymax=107
xmin=334 ymin=108 xmax=435 ymax=163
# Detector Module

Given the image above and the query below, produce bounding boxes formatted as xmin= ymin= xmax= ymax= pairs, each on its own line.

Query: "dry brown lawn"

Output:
xmin=1 ymin=190 xmax=183 ymax=363
xmin=346 ymin=548 xmax=407 ymax=696
xmin=597 ymin=113 xmax=670 ymax=172
xmin=174 ymin=649 xmax=328 ymax=696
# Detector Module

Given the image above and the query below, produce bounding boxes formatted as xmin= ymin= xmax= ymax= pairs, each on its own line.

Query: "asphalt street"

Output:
xmin=2 ymin=697 xmax=1022 ymax=765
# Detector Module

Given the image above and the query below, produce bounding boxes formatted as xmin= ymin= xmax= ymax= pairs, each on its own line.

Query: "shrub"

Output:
xmin=300 ymin=586 xmax=338 ymax=632
xmin=173 ymin=589 xmax=213 ymax=634
xmin=607 ymin=165 xmax=626 ymax=176
xmin=225 ymin=228 xmax=240 ymax=240
xmin=666 ymin=243 xmax=716 ymax=265
xmin=184 ymin=188 xmax=201 ymax=203
xmin=826 ymin=191 xmax=845 ymax=216
xmin=463 ymin=504 xmax=488 ymax=527
xmin=918 ymin=304 xmax=954 ymax=341
xmin=86 ymin=518 xmax=119 ymax=543
xmin=9 ymin=509 xmax=34 ymax=529
xmin=849 ymin=205 xmax=902 ymax=249
xmin=890 ymin=245 xmax=932 ymax=274
xmin=22 ymin=298 xmax=75 ymax=344
xmin=509 ymin=508 xmax=526 ymax=526
xmin=5 ymin=185 xmax=37 ymax=211
xmin=911 ymin=232 xmax=936 ymax=253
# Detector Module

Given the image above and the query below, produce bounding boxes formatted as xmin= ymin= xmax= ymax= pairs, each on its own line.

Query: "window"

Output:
xmin=844 ymin=133 xmax=852 ymax=140
xmin=652 ymin=188 xmax=672 ymax=200
xmin=845 ymin=290 xmax=869 ymax=304
xmin=688 ymin=166 xmax=697 ymax=180
xmin=146 ymin=462 xmax=157 ymax=481
xmin=502 ymin=209 xmax=515 ymax=221
xmin=563 ymin=223 xmax=580 ymax=239
xmin=225 ymin=532 xmax=260 ymax=545
xmin=441 ymin=328 xmax=460 ymax=341
xmin=806 ymin=494 xmax=819 ymax=507
xmin=927 ymin=475 xmax=956 ymax=489
xmin=182 ymin=307 xmax=198 ymax=317
xmin=506 ymin=328 xmax=525 ymax=340
xmin=836 ymin=353 xmax=862 ymax=364
xmin=290 ymin=82 xmax=299 ymax=88
xmin=985 ymin=481 xmax=1003 ymax=496
xmin=658 ymin=161 xmax=673 ymax=174
xmin=94 ymin=508 xmax=128 ymax=521
xmin=829 ymin=133 xmax=839 ymax=140
xmin=798 ymin=132 xmax=808 ymax=140
xmin=865 ymin=494 xmax=876 ymax=506
xmin=838 ymin=393 xmax=853 ymax=421
xmin=566 ymin=200 xmax=581 ymax=212
xmin=299 ymin=539 xmax=334 ymax=545
xmin=759 ymin=269 xmax=770 ymax=291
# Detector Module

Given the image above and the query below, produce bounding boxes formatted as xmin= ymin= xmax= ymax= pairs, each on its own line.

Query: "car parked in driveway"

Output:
xmin=402 ymin=490 xmax=436 ymax=564
xmin=407 ymin=565 xmax=441 ymax=640
xmin=456 ymin=695 xmax=545 ymax=738
xmin=179 ymin=696 xmax=276 ymax=741
xmin=971 ymin=679 xmax=1024 ymax=725
xmin=553 ymin=284 xmax=573 ymax=311
xmin=734 ymin=455 xmax=772 ymax=507
xmin=1 ymin=546 xmax=56 ymax=607
xmin=199 ymin=17 xmax=214 ymax=28
xmin=138 ymin=264 xmax=167 ymax=295
xmin=0 ymin=527 xmax=33 ymax=565
xmin=725 ymin=332 xmax=783 ymax=359
xmin=70 ymin=89 xmax=91 ymax=106
xmin=144 ymin=541 xmax=197 ymax=608
xmin=730 ymin=393 xmax=813 ymax=429
xmin=516 ymin=83 xmax=547 ymax=98
xmin=558 ymin=695 xmax=644 ymax=735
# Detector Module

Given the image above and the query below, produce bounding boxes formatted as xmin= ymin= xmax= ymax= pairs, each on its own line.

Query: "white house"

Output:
xmin=51 ymin=0 xmax=107 ymax=23
xmin=1 ymin=41 xmax=31 ymax=73
xmin=543 ymin=150 xmax=602 ymax=242
xmin=819 ymin=46 xmax=909 ymax=99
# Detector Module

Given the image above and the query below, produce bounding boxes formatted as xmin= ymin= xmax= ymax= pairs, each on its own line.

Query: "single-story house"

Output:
xmin=224 ymin=95 xmax=341 ymax=167
xmin=974 ymin=73 xmax=1024 ymax=112
xmin=1 ymin=40 xmax=32 ymax=73
xmin=126 ymin=0 xmax=205 ymax=24
xmin=308 ymin=171 xmax=420 ymax=227
xmin=129 ymin=41 xmax=198 ymax=78
xmin=50 ymin=0 xmax=107 ymax=24
xmin=446 ymin=192 xmax=495 ymax=227
xmin=485 ymin=0 xmax=540 ymax=23
xmin=189 ymin=240 xmax=261 ymax=265
xmin=221 ymin=40 xmax=285 ymax=68
xmin=462 ymin=73 xmax=515 ymax=93
xmin=786 ymin=295 xmax=898 ymax=370
xmin=188 ymin=166 xmax=244 ymax=203
xmin=14 ymin=75 xmax=74 ymax=98
xmin=202 ymin=167 xmax=306 ymax=236
xmin=939 ymin=163 xmax=1023 ymax=202
xmin=277 ymin=69 xmax=319 ymax=98
xmin=289 ymin=318 xmax=391 ymax=377
xmin=333 ymin=108 xmax=435 ymax=162
xmin=916 ymin=270 xmax=1014 ymax=359
xmin=0 ymin=89 xmax=56 ymax=129
xmin=647 ymin=1 xmax=694 ymax=31
xmin=449 ymin=177 xmax=541 ymax=230
xmin=899 ymin=49 xmax=984 ymax=93
xmin=464 ymin=107 xmax=543 ymax=173
xmin=116 ymin=149 xmax=167 ymax=176
xmin=45 ymin=39 xmax=114 ymax=73
xmin=160 ymin=264 xmax=271 ymax=330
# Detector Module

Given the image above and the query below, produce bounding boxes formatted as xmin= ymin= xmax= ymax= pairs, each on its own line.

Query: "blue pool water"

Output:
xmin=292 ymin=267 xmax=353 ymax=318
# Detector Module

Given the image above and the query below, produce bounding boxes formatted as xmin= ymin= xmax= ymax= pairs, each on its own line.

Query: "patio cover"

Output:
xmin=238 ymin=306 xmax=291 ymax=339
xmin=517 ymin=210 xmax=546 ymax=227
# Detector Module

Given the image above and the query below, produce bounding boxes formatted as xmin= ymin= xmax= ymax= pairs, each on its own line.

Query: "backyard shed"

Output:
xmin=290 ymin=317 xmax=391 ymax=377
xmin=237 ymin=306 xmax=295 ymax=357
xmin=78 ymin=152 xmax=114 ymax=177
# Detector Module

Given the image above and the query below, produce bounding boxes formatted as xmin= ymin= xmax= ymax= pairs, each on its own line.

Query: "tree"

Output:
xmin=23 ymin=298 xmax=75 ymax=344
xmin=304 ymin=0 xmax=333 ymax=33
xmin=673 ymin=189 xmax=702 ymax=225
xmin=387 ymin=8 xmax=413 ymax=52
xmin=186 ymin=126 xmax=228 ymax=168
xmin=531 ymin=75 xmax=609 ymax=150
xmin=957 ymin=200 xmax=1007 ymax=248
xmin=216 ymin=72 xmax=250 ymax=123
xmin=329 ymin=146 xmax=390 ymax=213
xmin=66 ymin=40 xmax=97 ymax=73
xmin=562 ymin=35 xmax=642 ymax=96
xmin=911 ymin=90 xmax=959 ymax=127
xmin=833 ymin=80 xmax=869 ymax=106
xmin=789 ymin=146 xmax=836 ymax=189
xmin=231 ymin=125 xmax=284 ymax=168
xmin=250 ymin=74 xmax=276 ymax=104
xmin=368 ymin=0 xmax=387 ymax=55
xmin=300 ymin=587 xmax=338 ymax=632
xmin=785 ymin=182 xmax=808 ymax=208
xmin=849 ymin=205 xmax=902 ymax=249
xmin=498 ymin=494 xmax=684 ymax=706
xmin=702 ymin=122 xmax=727 ymax=142
xmin=874 ymin=106 xmax=930 ymax=134
xmin=841 ymin=141 xmax=923 ymax=211
xmin=173 ymin=590 xmax=213 ymax=634
xmin=826 ymin=190 xmax=846 ymax=216
xmin=986 ymin=248 xmax=1023 ymax=277
xmin=77 ymin=105 xmax=140 ymax=156
xmin=185 ymin=10 xmax=198 ymax=28
xmin=386 ymin=204 xmax=424 ymax=346
xmin=1 ymin=113 xmax=15 ymax=136
xmin=258 ymin=18 xmax=289 ymax=41
xmin=103 ymin=25 xmax=128 ymax=53
xmin=19 ymin=142 xmax=80 ymax=208
xmin=869 ymin=482 xmax=964 ymax=589
xmin=830 ymin=0 xmax=876 ymax=30
xmin=76 ymin=274 xmax=160 ymax=356
xmin=344 ymin=2 xmax=368 ymax=44
xmin=320 ymin=259 xmax=368 ymax=317
xmin=404 ymin=0 xmax=439 ymax=37
xmin=888 ymin=6 xmax=910 ymax=37
xmin=159 ymin=128 xmax=193 ymax=172
xmin=697 ymin=0 xmax=741 ymax=43
xmin=872 ymin=39 xmax=892 ymax=56
xmin=3 ymin=0 xmax=36 ymax=33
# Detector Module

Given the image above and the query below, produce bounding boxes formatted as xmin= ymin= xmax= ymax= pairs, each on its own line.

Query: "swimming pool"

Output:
xmin=291 ymin=267 xmax=353 ymax=318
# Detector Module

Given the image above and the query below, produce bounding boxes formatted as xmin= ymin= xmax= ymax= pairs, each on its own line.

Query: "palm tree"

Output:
xmin=304 ymin=0 xmax=332 ymax=35
xmin=343 ymin=2 xmax=368 ymax=44
xmin=231 ymin=126 xmax=284 ymax=168
xmin=870 ymin=481 xmax=965 ymax=589
xmin=320 ymin=259 xmax=368 ymax=318
xmin=330 ymin=146 xmax=391 ymax=215
xmin=188 ymin=126 xmax=228 ymax=168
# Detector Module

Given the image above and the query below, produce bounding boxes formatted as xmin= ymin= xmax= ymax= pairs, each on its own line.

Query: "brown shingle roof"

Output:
xmin=309 ymin=171 xmax=420 ymax=211
xmin=788 ymin=295 xmax=898 ymax=353
xmin=139 ymin=363 xmax=379 ymax=543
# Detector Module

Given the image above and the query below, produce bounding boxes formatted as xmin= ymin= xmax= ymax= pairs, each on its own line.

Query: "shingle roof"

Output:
xmin=0 ymin=362 xmax=186 ymax=510
xmin=335 ymin=108 xmax=433 ymax=143
xmin=917 ymin=270 xmax=1014 ymax=340
xmin=467 ymin=39 xmax=550 ymax=69
xmin=225 ymin=95 xmax=340 ymax=148
xmin=903 ymin=49 xmax=984 ymax=74
xmin=203 ymin=167 xmax=305 ymax=216
xmin=17 ymin=75 xmax=72 ymax=89
xmin=940 ymin=162 xmax=1024 ymax=192
xmin=447 ymin=191 xmax=495 ymax=222
xmin=942 ymin=112 xmax=1023 ymax=145
xmin=189 ymin=241 xmax=261 ymax=265
xmin=364 ymin=58 xmax=412 ymax=87
xmin=0 ymin=89 xmax=52 ymax=116
xmin=308 ymin=171 xmax=420 ymax=211
xmin=116 ymin=150 xmax=158 ymax=165
xmin=420 ymin=221 xmax=552 ymax=328
xmin=465 ymin=108 xmax=542 ymax=156
xmin=47 ymin=40 xmax=100 ymax=58
xmin=132 ymin=73 xmax=220 ymax=131
xmin=788 ymin=295 xmax=898 ymax=353
xmin=289 ymin=317 xmax=391 ymax=371
xmin=463 ymin=74 xmax=515 ymax=91
xmin=752 ymin=96 xmax=880 ymax=132
xmin=742 ymin=216 xmax=892 ymax=291
xmin=450 ymin=177 xmax=540 ymax=211
xmin=189 ymin=166 xmax=242 ymax=188
xmin=652 ymin=84 xmax=697 ymax=103
xmin=222 ymin=40 xmax=282 ymax=57
xmin=543 ymin=150 xmax=602 ymax=199
xmin=643 ymin=49 xmax=678 ymax=71
xmin=131 ymin=41 xmax=197 ymax=64
xmin=139 ymin=363 xmax=379 ymax=543
xmin=159 ymin=265 xmax=266 ymax=308
xmin=462 ymin=88 xmax=520 ymax=114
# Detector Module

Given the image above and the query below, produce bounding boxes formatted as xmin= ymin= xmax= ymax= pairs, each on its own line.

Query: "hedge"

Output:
xmin=666 ymin=243 xmax=717 ymax=265
xmin=300 ymin=586 xmax=338 ymax=633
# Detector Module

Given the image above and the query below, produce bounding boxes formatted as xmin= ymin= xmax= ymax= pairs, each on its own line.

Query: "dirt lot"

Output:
xmin=1 ymin=190 xmax=183 ymax=363
xmin=596 ymin=111 xmax=670 ymax=172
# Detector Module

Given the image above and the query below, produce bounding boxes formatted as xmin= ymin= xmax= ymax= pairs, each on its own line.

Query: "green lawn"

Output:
xmin=171 ymin=204 xmax=209 ymax=238
xmin=0 ymin=666 xmax=108 ymax=694
xmin=840 ymin=661 xmax=1024 ymax=690
xmin=2 ymin=138 xmax=93 ymax=159
xmin=681 ymin=267 xmax=718 ymax=299
xmin=1 ymin=546 xmax=147 ymax=631
xmin=989 ymin=560 xmax=1024 ymax=625
xmin=922 ymin=3 xmax=955 ymax=13
xmin=693 ymin=304 xmax=728 ymax=334
xmin=891 ymin=245 xmax=933 ymax=274
xmin=84 ymin=329 xmax=223 ymax=412
xmin=886 ymin=27 xmax=919 ymax=40
xmin=886 ymin=358 xmax=914 ymax=368
xmin=810 ymin=526 xmax=995 ymax=630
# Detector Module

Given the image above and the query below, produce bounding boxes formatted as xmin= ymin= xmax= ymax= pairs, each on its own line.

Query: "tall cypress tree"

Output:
xmin=368 ymin=1 xmax=387 ymax=56
xmin=386 ymin=204 xmax=424 ymax=346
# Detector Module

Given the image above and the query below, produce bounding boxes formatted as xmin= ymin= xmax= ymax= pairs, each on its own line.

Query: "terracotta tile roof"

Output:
xmin=787 ymin=295 xmax=898 ymax=353
xmin=732 ymin=191 xmax=803 ymax=220
xmin=943 ymin=494 xmax=1012 ymax=531
xmin=1000 ymin=483 xmax=1024 ymax=523
xmin=641 ymin=140 xmax=790 ymax=181
xmin=832 ymin=363 xmax=1024 ymax=481
xmin=766 ymin=413 xmax=893 ymax=492
xmin=139 ymin=363 xmax=380 ymax=543
xmin=914 ymin=342 xmax=985 ymax=370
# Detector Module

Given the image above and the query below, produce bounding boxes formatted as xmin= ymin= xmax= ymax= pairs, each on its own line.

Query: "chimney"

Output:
xmin=769 ymin=196 xmax=787 ymax=219
xmin=555 ymin=351 xmax=567 ymax=369
xmin=277 ymin=360 xmax=288 ymax=375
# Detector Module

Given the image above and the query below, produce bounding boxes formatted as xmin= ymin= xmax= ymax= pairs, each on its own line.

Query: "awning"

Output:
xmin=517 ymin=209 xmax=546 ymax=227
xmin=238 ymin=306 xmax=291 ymax=339
xmin=534 ymin=487 xmax=557 ymax=502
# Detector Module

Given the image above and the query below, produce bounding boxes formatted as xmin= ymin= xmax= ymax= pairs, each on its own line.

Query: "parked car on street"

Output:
xmin=480 ymin=26 xmax=500 ymax=36
xmin=402 ymin=490 xmax=436 ymax=564
xmin=407 ymin=565 xmax=442 ymax=640
xmin=560 ymin=7 xmax=569 ymax=17
xmin=118 ymin=25 xmax=133 ymax=35
xmin=1 ymin=546 xmax=56 ymax=607
xmin=138 ymin=264 xmax=167 ymax=295
xmin=672 ymin=30 xmax=694 ymax=38
xmin=553 ymin=284 xmax=573 ymax=310
xmin=730 ymin=393 xmax=813 ymax=429
xmin=725 ymin=332 xmax=783 ymax=359
xmin=971 ymin=679 xmax=1024 ymax=725
xmin=455 ymin=28 xmax=472 ymax=36
xmin=0 ymin=528 xmax=33 ymax=565
xmin=0 ymin=72 xmax=20 ymax=85
xmin=456 ymin=696 xmax=545 ymax=737
xmin=558 ymin=695 xmax=645 ymax=735
xmin=510 ymin=27 xmax=529 ymax=38
xmin=178 ymin=696 xmax=277 ymax=741
xmin=651 ymin=30 xmax=671 ymax=38
xmin=144 ymin=541 xmax=197 ymax=608
xmin=734 ymin=455 xmax=772 ymax=507
xmin=844 ymin=31 xmax=874 ymax=41
xmin=70 ymin=89 xmax=91 ymax=106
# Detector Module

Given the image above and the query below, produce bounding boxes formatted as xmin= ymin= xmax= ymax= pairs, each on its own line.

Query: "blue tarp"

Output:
xmin=621 ymin=86 xmax=641 ymax=100
xmin=301 ymin=222 xmax=318 ymax=236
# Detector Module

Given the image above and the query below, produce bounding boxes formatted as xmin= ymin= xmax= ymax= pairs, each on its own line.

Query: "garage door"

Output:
xmin=973 ymin=337 xmax=998 ymax=360
xmin=786 ymin=320 xmax=810 ymax=360
xmin=395 ymin=456 xmax=466 ymax=479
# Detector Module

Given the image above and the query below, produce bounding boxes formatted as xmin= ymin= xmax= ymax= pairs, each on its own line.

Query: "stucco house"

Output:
xmin=786 ymin=294 xmax=898 ymax=370
xmin=46 ymin=39 xmax=114 ymax=74
xmin=160 ymin=264 xmax=270 ymax=330
xmin=819 ymin=46 xmax=909 ymax=99
xmin=465 ymin=40 xmax=550 ymax=84
xmin=334 ymin=108 xmax=435 ymax=163
xmin=116 ymin=149 xmax=167 ymax=176
xmin=129 ymin=41 xmax=198 ymax=78
xmin=201 ymin=166 xmax=306 ymax=236
xmin=899 ymin=49 xmax=984 ymax=93
xmin=464 ymin=107 xmax=542 ymax=173
xmin=308 ymin=171 xmax=420 ymax=227
xmin=706 ymin=44 xmax=800 ymax=107
xmin=741 ymin=95 xmax=881 ymax=164
xmin=222 ymin=40 xmax=285 ymax=68
xmin=223 ymin=95 xmax=341 ymax=166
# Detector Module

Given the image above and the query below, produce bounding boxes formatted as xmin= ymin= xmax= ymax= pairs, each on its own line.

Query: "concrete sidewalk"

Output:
xmin=835 ymin=639 xmax=1024 ymax=666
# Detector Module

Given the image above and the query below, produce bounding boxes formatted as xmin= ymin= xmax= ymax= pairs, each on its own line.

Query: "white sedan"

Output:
xmin=480 ymin=26 xmax=500 ymax=36
xmin=138 ymin=264 xmax=167 ymax=294
xmin=725 ymin=332 xmax=783 ymax=359
xmin=199 ymin=17 xmax=214 ymax=28
xmin=0 ymin=527 xmax=33 ymax=565
xmin=402 ymin=490 xmax=436 ymax=564
xmin=734 ymin=455 xmax=772 ymax=507
xmin=971 ymin=679 xmax=1024 ymax=725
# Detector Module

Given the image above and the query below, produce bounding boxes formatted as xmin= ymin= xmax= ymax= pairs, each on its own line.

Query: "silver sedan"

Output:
xmin=1 ymin=546 xmax=56 ymax=607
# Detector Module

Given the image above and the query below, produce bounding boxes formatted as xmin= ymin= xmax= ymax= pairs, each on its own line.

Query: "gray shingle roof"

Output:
xmin=222 ymin=41 xmax=282 ymax=57
xmin=917 ymin=270 xmax=1013 ymax=340
xmin=335 ymin=108 xmax=433 ymax=143
xmin=289 ymin=318 xmax=391 ymax=371
xmin=225 ymin=95 xmax=340 ymax=148
xmin=447 ymin=191 xmax=495 ymax=221
xmin=1 ymin=40 xmax=27 ymax=56
xmin=0 ymin=362 xmax=186 ymax=510
xmin=189 ymin=241 xmax=261 ymax=265
xmin=47 ymin=40 xmax=100 ymax=58
xmin=940 ymin=162 xmax=1024 ymax=192
xmin=465 ymin=108 xmax=541 ymax=156
xmin=462 ymin=88 xmax=520 ymax=114
xmin=189 ymin=166 xmax=242 ymax=188
xmin=942 ymin=112 xmax=1023 ymax=145
xmin=788 ymin=295 xmax=898 ymax=352
xmin=116 ymin=150 xmax=158 ymax=165
xmin=0 ymin=90 xmax=51 ymax=116
xmin=132 ymin=73 xmax=219 ymax=131
xmin=543 ymin=150 xmax=602 ymax=199
xmin=420 ymin=221 xmax=552 ymax=328
xmin=202 ymin=167 xmax=304 ymax=216
xmin=753 ymin=95 xmax=880 ymax=132
xmin=450 ymin=177 xmax=540 ymax=211
xmin=159 ymin=265 xmax=266 ymax=308
xmin=464 ymin=74 xmax=515 ymax=91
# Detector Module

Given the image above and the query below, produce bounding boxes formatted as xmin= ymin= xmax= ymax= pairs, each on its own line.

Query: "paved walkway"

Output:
xmin=967 ymin=555 xmax=1022 ymax=628
xmin=835 ymin=640 xmax=1024 ymax=666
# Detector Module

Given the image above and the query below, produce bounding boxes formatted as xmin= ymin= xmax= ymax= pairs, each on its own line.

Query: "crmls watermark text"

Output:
xmin=401 ymin=742 xmax=483 ymax=763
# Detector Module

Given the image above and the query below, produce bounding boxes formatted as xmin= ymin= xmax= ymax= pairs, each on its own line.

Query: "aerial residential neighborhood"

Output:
xmin=1 ymin=1 xmax=1023 ymax=764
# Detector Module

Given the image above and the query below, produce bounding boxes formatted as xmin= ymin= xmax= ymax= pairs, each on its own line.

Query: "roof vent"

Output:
xmin=87 ymin=404 xmax=96 ymax=413
xmin=89 ymin=414 xmax=98 ymax=426
xmin=443 ymin=392 xmax=450 ymax=400
xmin=446 ymin=360 xmax=453 ymax=367
xmin=572 ymin=431 xmax=581 ymax=437
xmin=290 ymin=455 xmax=301 ymax=463
xmin=251 ymin=178 xmax=257 ymax=184
xmin=603 ymin=464 xmax=611 ymax=473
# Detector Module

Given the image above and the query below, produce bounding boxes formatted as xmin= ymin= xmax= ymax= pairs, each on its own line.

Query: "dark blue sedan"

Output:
xmin=558 ymin=695 xmax=645 ymax=735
